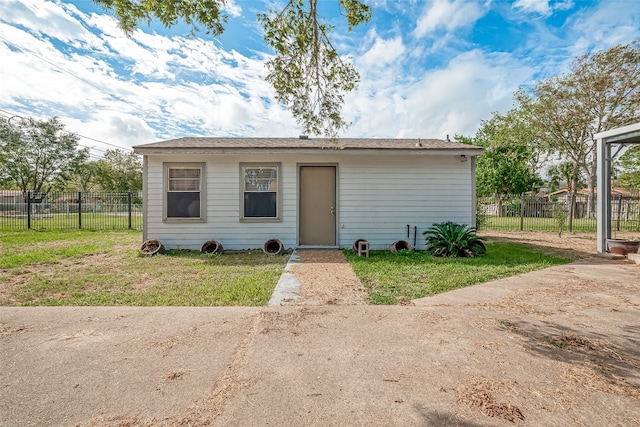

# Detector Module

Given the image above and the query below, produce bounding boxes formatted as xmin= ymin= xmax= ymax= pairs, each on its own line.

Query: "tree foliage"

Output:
xmin=547 ymin=161 xmax=583 ymax=194
xmin=93 ymin=149 xmax=143 ymax=192
xmin=55 ymin=149 xmax=142 ymax=192
xmin=0 ymin=116 xmax=89 ymax=193
xmin=94 ymin=0 xmax=227 ymax=36
xmin=54 ymin=161 xmax=101 ymax=192
xmin=617 ymin=146 xmax=640 ymax=189
xmin=516 ymin=41 xmax=640 ymax=214
xmin=95 ymin=0 xmax=371 ymax=137
xmin=459 ymin=110 xmax=542 ymax=198
xmin=259 ymin=0 xmax=370 ymax=136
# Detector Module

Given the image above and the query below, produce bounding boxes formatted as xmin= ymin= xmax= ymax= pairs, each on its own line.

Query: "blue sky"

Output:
xmin=0 ymin=0 xmax=638 ymax=157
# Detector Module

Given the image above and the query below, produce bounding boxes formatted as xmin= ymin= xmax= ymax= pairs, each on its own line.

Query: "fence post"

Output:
xmin=78 ymin=191 xmax=82 ymax=229
xmin=616 ymin=194 xmax=622 ymax=231
xmin=27 ymin=190 xmax=31 ymax=230
xmin=128 ymin=191 xmax=132 ymax=230
xmin=568 ymin=193 xmax=574 ymax=232
xmin=636 ymin=194 xmax=640 ymax=232
xmin=519 ymin=193 xmax=525 ymax=231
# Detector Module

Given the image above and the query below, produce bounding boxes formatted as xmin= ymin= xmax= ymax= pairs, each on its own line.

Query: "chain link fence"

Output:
xmin=0 ymin=191 xmax=143 ymax=231
xmin=477 ymin=192 xmax=640 ymax=233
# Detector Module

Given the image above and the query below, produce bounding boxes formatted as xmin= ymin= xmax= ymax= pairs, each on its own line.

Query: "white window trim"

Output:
xmin=240 ymin=162 xmax=282 ymax=222
xmin=163 ymin=162 xmax=206 ymax=222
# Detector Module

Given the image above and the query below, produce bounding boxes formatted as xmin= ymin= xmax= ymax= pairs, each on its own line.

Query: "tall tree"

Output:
xmin=93 ymin=149 xmax=143 ymax=192
xmin=0 ymin=116 xmax=89 ymax=193
xmin=53 ymin=161 xmax=101 ymax=192
xmin=547 ymin=161 xmax=583 ymax=194
xmin=516 ymin=41 xmax=640 ymax=216
xmin=459 ymin=110 xmax=543 ymax=199
xmin=94 ymin=0 xmax=371 ymax=137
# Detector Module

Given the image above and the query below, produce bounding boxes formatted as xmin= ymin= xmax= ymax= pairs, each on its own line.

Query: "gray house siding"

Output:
xmin=138 ymin=149 xmax=479 ymax=251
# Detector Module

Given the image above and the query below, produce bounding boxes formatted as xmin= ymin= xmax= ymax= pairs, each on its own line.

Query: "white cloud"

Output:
xmin=359 ymin=36 xmax=406 ymax=68
xmin=0 ymin=0 xmax=103 ymax=49
xmin=345 ymin=49 xmax=534 ymax=138
xmin=514 ymin=0 xmax=551 ymax=15
xmin=1 ymin=0 xmax=638 ymax=146
xmin=0 ymin=0 xmax=304 ymax=144
xmin=513 ymin=0 xmax=574 ymax=16
xmin=67 ymin=113 xmax=157 ymax=150
xmin=0 ymin=23 xmax=111 ymax=111
xmin=414 ymin=0 xmax=487 ymax=38
xmin=223 ymin=0 xmax=243 ymax=18
xmin=567 ymin=1 xmax=640 ymax=55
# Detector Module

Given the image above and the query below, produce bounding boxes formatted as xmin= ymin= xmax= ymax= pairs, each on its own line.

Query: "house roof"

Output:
xmin=548 ymin=187 xmax=634 ymax=198
xmin=133 ymin=137 xmax=483 ymax=155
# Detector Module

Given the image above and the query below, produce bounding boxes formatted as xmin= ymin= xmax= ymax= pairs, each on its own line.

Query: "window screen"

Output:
xmin=243 ymin=166 xmax=278 ymax=218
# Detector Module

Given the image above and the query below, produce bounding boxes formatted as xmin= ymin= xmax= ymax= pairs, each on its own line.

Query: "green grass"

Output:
xmin=1 ymin=230 xmax=578 ymax=307
xmin=344 ymin=243 xmax=574 ymax=305
xmin=0 ymin=212 xmax=143 ymax=232
xmin=0 ymin=230 xmax=288 ymax=306
xmin=0 ymin=230 xmax=135 ymax=268
xmin=482 ymin=215 xmax=640 ymax=232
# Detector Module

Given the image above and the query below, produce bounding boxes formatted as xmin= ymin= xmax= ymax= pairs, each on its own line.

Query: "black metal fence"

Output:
xmin=478 ymin=192 xmax=640 ymax=232
xmin=3 ymin=190 xmax=639 ymax=234
xmin=0 ymin=191 xmax=143 ymax=231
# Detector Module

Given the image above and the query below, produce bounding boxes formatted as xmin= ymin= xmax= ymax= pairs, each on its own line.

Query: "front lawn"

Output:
xmin=1 ymin=231 xmax=576 ymax=307
xmin=344 ymin=243 xmax=574 ymax=304
xmin=0 ymin=230 xmax=288 ymax=306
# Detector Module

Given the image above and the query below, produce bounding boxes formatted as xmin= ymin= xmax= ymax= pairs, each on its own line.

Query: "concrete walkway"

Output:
xmin=268 ymin=250 xmax=302 ymax=306
xmin=1 ymin=258 xmax=639 ymax=426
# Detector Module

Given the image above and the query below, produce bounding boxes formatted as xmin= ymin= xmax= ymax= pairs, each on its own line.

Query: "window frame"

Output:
xmin=240 ymin=162 xmax=282 ymax=222
xmin=163 ymin=162 xmax=206 ymax=222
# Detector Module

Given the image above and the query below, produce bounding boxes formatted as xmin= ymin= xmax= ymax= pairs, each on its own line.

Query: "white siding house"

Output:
xmin=133 ymin=137 xmax=483 ymax=251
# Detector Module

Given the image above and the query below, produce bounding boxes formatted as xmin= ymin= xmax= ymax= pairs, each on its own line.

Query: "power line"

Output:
xmin=87 ymin=153 xmax=106 ymax=161
xmin=0 ymin=34 xmax=147 ymax=152
xmin=0 ymin=109 xmax=106 ymax=161
xmin=0 ymin=35 xmax=151 ymax=119
xmin=81 ymin=144 xmax=108 ymax=154
xmin=0 ymin=108 xmax=134 ymax=152
xmin=77 ymin=134 xmax=134 ymax=151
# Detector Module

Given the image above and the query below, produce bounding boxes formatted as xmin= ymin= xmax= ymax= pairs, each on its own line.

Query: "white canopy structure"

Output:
xmin=596 ymin=122 xmax=640 ymax=253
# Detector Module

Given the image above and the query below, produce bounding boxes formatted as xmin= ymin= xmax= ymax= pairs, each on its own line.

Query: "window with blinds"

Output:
xmin=165 ymin=164 xmax=203 ymax=220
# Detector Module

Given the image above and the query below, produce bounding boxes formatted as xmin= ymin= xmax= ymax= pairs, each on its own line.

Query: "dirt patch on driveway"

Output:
xmin=218 ymin=259 xmax=640 ymax=425
xmin=290 ymin=249 xmax=369 ymax=305
xmin=480 ymin=230 xmax=638 ymax=258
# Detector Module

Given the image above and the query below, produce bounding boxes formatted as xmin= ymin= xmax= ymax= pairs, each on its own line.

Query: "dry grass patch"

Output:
xmin=0 ymin=231 xmax=288 ymax=306
xmin=456 ymin=375 xmax=525 ymax=422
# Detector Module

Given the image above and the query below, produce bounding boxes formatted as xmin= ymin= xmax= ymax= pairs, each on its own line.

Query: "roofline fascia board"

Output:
xmin=133 ymin=148 xmax=484 ymax=156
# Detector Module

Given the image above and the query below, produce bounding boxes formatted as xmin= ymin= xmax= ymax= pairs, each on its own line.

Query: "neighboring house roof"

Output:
xmin=0 ymin=190 xmax=23 ymax=196
xmin=547 ymin=189 xmax=570 ymax=197
xmin=133 ymin=137 xmax=483 ymax=155
xmin=582 ymin=187 xmax=633 ymax=198
xmin=548 ymin=187 xmax=634 ymax=198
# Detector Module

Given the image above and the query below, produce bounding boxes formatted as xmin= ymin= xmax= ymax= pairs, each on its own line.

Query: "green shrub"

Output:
xmin=475 ymin=199 xmax=489 ymax=230
xmin=551 ymin=206 xmax=568 ymax=237
xmin=423 ymin=221 xmax=486 ymax=258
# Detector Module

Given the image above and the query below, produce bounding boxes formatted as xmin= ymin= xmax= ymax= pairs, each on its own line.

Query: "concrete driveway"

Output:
xmin=1 ymin=258 xmax=639 ymax=426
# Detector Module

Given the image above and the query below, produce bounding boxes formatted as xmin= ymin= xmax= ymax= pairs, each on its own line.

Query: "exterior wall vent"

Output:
xmin=299 ymin=135 xmax=309 ymax=139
